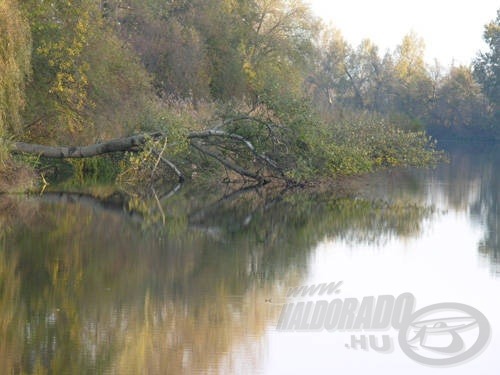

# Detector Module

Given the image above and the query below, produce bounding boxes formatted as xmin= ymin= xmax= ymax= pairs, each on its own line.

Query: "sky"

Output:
xmin=306 ymin=0 xmax=499 ymax=66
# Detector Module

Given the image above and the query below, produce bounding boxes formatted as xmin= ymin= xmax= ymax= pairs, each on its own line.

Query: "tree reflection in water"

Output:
xmin=0 ymin=182 xmax=433 ymax=374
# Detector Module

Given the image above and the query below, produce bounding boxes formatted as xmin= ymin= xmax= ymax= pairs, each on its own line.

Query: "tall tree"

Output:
xmin=393 ymin=32 xmax=433 ymax=123
xmin=311 ymin=29 xmax=355 ymax=110
xmin=433 ymin=66 xmax=489 ymax=131
xmin=238 ymin=0 xmax=318 ymax=100
xmin=21 ymin=0 xmax=154 ymax=144
xmin=0 ymin=0 xmax=31 ymax=138
xmin=474 ymin=9 xmax=500 ymax=128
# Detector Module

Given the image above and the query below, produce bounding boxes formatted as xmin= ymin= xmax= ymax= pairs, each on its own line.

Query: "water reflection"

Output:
xmin=439 ymin=143 xmax=500 ymax=271
xmin=437 ymin=143 xmax=500 ymax=269
xmin=1 ymin=184 xmax=431 ymax=374
xmin=364 ymin=142 xmax=500 ymax=273
xmin=0 ymin=142 xmax=499 ymax=374
xmin=265 ymin=142 xmax=500 ymax=374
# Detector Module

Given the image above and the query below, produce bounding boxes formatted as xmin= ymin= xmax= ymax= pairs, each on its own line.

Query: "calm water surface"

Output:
xmin=1 ymin=142 xmax=499 ymax=374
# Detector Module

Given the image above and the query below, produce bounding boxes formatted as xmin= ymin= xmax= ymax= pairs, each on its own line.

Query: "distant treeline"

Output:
xmin=108 ymin=1 xmax=500 ymax=139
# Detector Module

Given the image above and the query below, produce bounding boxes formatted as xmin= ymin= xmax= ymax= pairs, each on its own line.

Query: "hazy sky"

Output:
xmin=306 ymin=0 xmax=498 ymax=66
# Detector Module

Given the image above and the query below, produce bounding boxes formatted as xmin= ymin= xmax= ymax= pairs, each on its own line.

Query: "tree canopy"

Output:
xmin=1 ymin=1 xmax=498 ymax=190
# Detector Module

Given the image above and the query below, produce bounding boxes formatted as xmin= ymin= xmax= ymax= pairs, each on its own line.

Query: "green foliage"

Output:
xmin=236 ymin=0 xmax=318 ymax=99
xmin=4 ymin=0 xmax=488 ymax=189
xmin=22 ymin=0 xmax=94 ymax=139
xmin=21 ymin=0 xmax=156 ymax=144
xmin=0 ymin=0 xmax=31 ymax=175
xmin=0 ymin=139 xmax=10 ymax=171
xmin=432 ymin=66 xmax=490 ymax=131
xmin=312 ymin=31 xmax=434 ymax=122
xmin=111 ymin=0 xmax=318 ymax=102
xmin=474 ymin=9 xmax=500 ymax=104
xmin=211 ymin=93 xmax=442 ymax=181
xmin=474 ymin=9 xmax=500 ymax=135
xmin=117 ymin=113 xmax=190 ymax=190
xmin=302 ymin=112 xmax=444 ymax=178
xmin=82 ymin=23 xmax=154 ymax=139
xmin=68 ymin=157 xmax=120 ymax=185
xmin=0 ymin=0 xmax=31 ymax=139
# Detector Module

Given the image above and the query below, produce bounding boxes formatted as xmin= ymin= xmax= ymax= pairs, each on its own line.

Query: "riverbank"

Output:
xmin=0 ymin=161 xmax=36 ymax=194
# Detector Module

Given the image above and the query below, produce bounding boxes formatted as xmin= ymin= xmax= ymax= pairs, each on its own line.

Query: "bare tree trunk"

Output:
xmin=10 ymin=133 xmax=162 ymax=158
xmin=7 ymin=126 xmax=284 ymax=184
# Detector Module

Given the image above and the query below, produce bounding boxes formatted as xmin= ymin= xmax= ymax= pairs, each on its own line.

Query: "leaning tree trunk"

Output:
xmin=10 ymin=133 xmax=162 ymax=158
xmin=6 ymin=129 xmax=286 ymax=185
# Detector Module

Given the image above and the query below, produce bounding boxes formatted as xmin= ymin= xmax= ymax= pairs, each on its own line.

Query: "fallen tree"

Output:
xmin=10 ymin=133 xmax=162 ymax=158
xmin=7 ymin=126 xmax=285 ymax=185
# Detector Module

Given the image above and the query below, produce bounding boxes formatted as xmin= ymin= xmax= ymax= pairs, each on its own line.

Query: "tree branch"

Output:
xmin=190 ymin=141 xmax=268 ymax=183
xmin=188 ymin=129 xmax=282 ymax=173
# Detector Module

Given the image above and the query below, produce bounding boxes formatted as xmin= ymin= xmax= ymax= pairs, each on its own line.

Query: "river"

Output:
xmin=0 ymin=142 xmax=499 ymax=374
